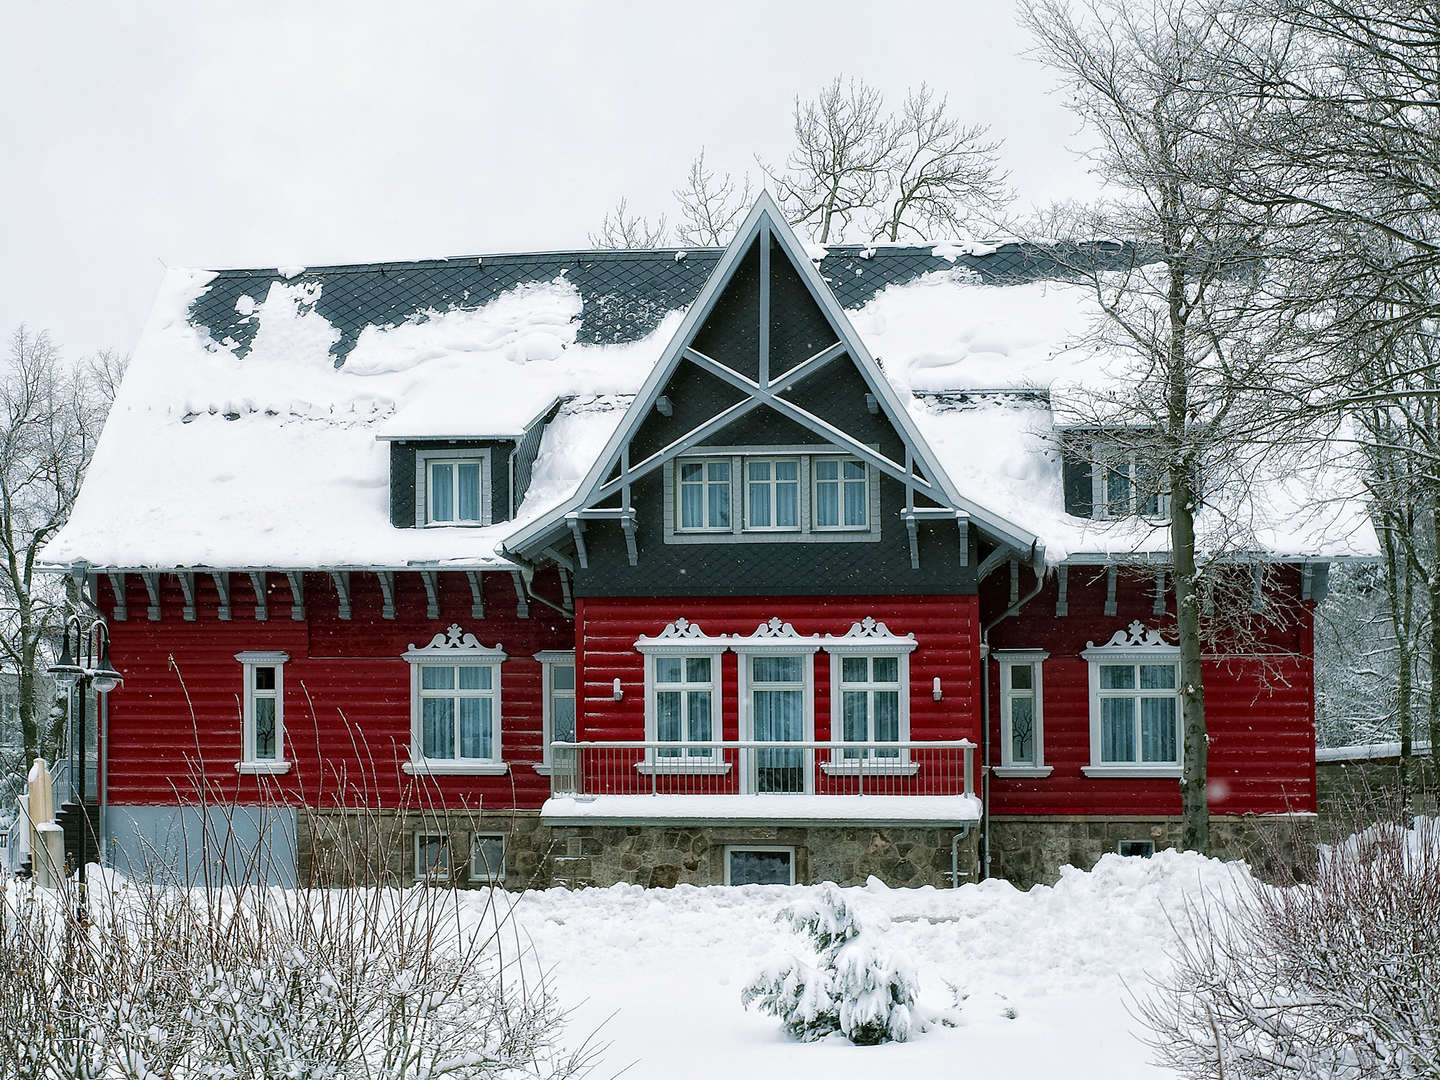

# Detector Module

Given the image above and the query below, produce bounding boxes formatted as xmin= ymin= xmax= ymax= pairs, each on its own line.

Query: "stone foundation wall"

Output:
xmin=1316 ymin=755 xmax=1440 ymax=828
xmin=547 ymin=822 xmax=979 ymax=888
xmin=987 ymin=814 xmax=1319 ymax=890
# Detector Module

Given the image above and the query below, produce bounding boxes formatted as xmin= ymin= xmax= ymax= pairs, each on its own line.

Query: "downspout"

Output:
xmin=500 ymin=548 xmax=574 ymax=620
xmin=99 ymin=690 xmax=109 ymax=866
xmin=977 ymin=545 xmax=1047 ymax=881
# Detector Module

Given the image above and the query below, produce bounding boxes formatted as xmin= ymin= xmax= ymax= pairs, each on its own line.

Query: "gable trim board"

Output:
xmin=501 ymin=192 xmax=1042 ymax=568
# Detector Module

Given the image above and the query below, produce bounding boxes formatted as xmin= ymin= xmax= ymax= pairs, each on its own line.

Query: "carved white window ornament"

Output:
xmin=730 ymin=616 xmax=822 ymax=655
xmin=404 ymin=623 xmax=507 ymax=660
xmin=635 ymin=618 xmax=729 ymax=655
xmin=822 ymin=616 xmax=918 ymax=656
xmin=1084 ymin=620 xmax=1174 ymax=654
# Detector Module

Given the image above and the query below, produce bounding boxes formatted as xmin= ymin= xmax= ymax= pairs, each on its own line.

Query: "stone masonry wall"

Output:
xmin=1316 ymin=755 xmax=1440 ymax=828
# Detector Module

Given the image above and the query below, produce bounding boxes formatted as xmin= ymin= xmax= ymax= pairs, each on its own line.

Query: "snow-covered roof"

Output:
xmin=43 ymin=242 xmax=1377 ymax=572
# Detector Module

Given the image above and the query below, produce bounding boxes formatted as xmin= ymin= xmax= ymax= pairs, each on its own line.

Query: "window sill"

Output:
xmin=422 ymin=522 xmax=488 ymax=529
xmin=634 ymin=761 xmax=732 ymax=776
xmin=820 ymin=760 xmax=920 ymax=777
xmin=403 ymin=760 xmax=509 ymax=776
xmin=1082 ymin=765 xmax=1180 ymax=779
xmin=531 ymin=764 xmax=553 ymax=776
xmin=993 ymin=765 xmax=1054 ymax=779
xmin=236 ymin=760 xmax=292 ymax=775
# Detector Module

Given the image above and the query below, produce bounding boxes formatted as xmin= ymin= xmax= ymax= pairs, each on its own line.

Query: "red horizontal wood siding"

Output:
xmin=576 ymin=595 xmax=982 ymax=795
xmin=984 ymin=564 xmax=1317 ymax=816
xmin=98 ymin=570 xmax=573 ymax=810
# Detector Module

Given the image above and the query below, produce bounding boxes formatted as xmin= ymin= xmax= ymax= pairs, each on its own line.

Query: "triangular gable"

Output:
xmin=503 ymin=192 xmax=1040 ymax=562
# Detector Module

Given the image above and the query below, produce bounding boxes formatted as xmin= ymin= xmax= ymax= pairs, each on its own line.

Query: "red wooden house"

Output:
xmin=42 ymin=195 xmax=1373 ymax=888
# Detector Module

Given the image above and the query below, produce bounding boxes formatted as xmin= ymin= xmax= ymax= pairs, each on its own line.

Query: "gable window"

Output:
xmin=403 ymin=625 xmax=507 ymax=776
xmin=536 ymin=651 xmax=575 ymax=770
xmin=813 ymin=457 xmax=868 ymax=529
xmin=235 ymin=651 xmax=290 ymax=774
xmin=678 ymin=459 xmax=732 ymax=531
xmin=994 ymin=650 xmax=1052 ymax=778
xmin=745 ymin=458 xmax=800 ymax=530
xmin=636 ymin=621 xmax=729 ymax=772
xmin=415 ymin=448 xmax=491 ymax=527
xmin=1082 ymin=622 xmax=1181 ymax=778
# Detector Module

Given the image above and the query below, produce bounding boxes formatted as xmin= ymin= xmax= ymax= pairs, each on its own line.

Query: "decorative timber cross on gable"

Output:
xmin=503 ymin=192 xmax=1039 ymax=571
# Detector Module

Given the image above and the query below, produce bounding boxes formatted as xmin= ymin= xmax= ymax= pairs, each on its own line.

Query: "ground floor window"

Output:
xmin=1082 ymin=623 xmax=1182 ymax=777
xmin=469 ymin=833 xmax=505 ymax=882
xmin=725 ymin=846 xmax=796 ymax=886
xmin=414 ymin=833 xmax=450 ymax=881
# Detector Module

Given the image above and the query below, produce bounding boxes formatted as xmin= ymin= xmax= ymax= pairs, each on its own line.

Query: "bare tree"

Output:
xmin=1020 ymin=0 xmax=1309 ymax=854
xmin=0 ymin=327 xmax=124 ymax=766
xmin=874 ymin=84 xmax=1008 ymax=242
xmin=587 ymin=197 xmax=669 ymax=249
xmin=673 ymin=149 xmax=753 ymax=247
xmin=768 ymin=76 xmax=898 ymax=244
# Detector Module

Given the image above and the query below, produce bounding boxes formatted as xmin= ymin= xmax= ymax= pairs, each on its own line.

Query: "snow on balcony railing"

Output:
xmin=547 ymin=740 xmax=975 ymax=800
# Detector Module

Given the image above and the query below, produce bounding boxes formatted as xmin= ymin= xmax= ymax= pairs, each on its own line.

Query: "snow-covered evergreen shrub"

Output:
xmin=742 ymin=884 xmax=920 ymax=1045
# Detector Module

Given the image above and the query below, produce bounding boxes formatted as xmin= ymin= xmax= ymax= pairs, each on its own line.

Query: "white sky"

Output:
xmin=0 ymin=1 xmax=1099 ymax=361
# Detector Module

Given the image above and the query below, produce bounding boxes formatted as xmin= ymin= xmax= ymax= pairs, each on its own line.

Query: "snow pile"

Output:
xmin=743 ymin=884 xmax=922 ymax=1044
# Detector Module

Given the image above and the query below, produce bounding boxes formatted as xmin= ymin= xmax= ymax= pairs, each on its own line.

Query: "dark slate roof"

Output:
xmin=189 ymin=242 xmax=1127 ymax=367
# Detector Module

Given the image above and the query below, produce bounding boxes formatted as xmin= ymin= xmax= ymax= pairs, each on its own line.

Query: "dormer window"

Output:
xmin=414 ymin=448 xmax=491 ymax=527
xmin=1062 ymin=432 xmax=1167 ymax=520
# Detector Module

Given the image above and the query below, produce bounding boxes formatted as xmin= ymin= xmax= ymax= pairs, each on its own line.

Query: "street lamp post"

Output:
xmin=47 ymin=614 xmax=122 ymax=901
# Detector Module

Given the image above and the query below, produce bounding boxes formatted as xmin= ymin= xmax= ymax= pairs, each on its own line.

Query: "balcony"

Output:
xmin=541 ymin=740 xmax=979 ymax=826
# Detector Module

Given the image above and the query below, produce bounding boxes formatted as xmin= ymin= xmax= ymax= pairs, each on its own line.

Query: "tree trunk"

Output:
xmin=1172 ymin=473 xmax=1209 ymax=854
xmin=1429 ymin=492 xmax=1440 ymax=810
xmin=1381 ymin=516 xmax=1414 ymax=809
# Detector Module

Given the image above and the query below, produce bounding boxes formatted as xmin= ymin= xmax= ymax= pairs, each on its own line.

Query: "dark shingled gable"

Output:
xmin=185 ymin=242 xmax=1127 ymax=367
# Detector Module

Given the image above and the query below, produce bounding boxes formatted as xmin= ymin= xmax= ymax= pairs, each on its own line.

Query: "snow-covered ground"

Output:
xmin=490 ymin=850 xmax=1241 ymax=1080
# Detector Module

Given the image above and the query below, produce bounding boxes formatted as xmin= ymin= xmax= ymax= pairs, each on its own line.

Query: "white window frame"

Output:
xmin=403 ymin=625 xmax=508 ymax=776
xmin=994 ymin=649 xmax=1052 ymax=778
xmin=416 ymin=447 xmax=491 ymax=528
xmin=743 ymin=456 xmax=802 ymax=532
xmin=1081 ymin=622 xmax=1182 ymax=778
xmin=235 ymin=651 xmax=291 ymax=775
xmin=1090 ymin=439 xmax=1167 ymax=520
xmin=812 ymin=456 xmax=870 ymax=531
xmin=724 ymin=845 xmax=797 ymax=886
xmin=635 ymin=620 xmax=729 ymax=774
xmin=535 ymin=650 xmax=575 ymax=773
xmin=414 ymin=832 xmax=450 ymax=882
xmin=469 ymin=832 xmax=506 ymax=883
xmin=674 ymin=456 xmax=734 ymax=533
xmin=734 ymin=619 xmax=820 ymax=794
xmin=821 ymin=619 xmax=917 ymax=776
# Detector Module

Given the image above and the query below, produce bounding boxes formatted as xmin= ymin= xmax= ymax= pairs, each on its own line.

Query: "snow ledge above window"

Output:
xmin=403 ymin=760 xmax=509 ymax=776
xmin=236 ymin=760 xmax=292 ymax=775
xmin=1082 ymin=765 xmax=1180 ymax=779
xmin=993 ymin=765 xmax=1053 ymax=779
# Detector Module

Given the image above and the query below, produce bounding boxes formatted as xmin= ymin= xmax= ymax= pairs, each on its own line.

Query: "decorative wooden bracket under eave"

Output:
xmin=177 ymin=572 xmax=196 ymax=622
xmin=1055 ymin=564 xmax=1069 ymax=616
xmin=249 ymin=571 xmax=268 ymax=621
xmin=419 ymin=570 xmax=439 ymax=620
xmin=900 ymin=507 xmax=969 ymax=570
xmin=376 ymin=570 xmax=396 ymax=620
xmin=141 ymin=573 xmax=161 ymax=622
xmin=566 ymin=514 xmax=588 ymax=569
xmin=464 ymin=571 xmax=485 ymax=619
xmin=107 ymin=571 xmax=127 ymax=621
xmin=210 ymin=572 xmax=231 ymax=621
xmin=331 ymin=571 xmax=352 ymax=620
xmin=286 ymin=571 xmax=305 ymax=621
xmin=510 ymin=570 xmax=529 ymax=618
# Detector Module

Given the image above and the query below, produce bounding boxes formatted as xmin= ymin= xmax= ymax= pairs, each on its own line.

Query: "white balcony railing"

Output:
xmin=548 ymin=740 xmax=975 ymax=799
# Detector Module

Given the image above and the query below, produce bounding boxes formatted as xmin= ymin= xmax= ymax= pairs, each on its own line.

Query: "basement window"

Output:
xmin=725 ymin=846 xmax=796 ymax=886
xmin=469 ymin=833 xmax=506 ymax=883
xmin=1117 ymin=840 xmax=1156 ymax=858
xmin=415 ymin=833 xmax=451 ymax=881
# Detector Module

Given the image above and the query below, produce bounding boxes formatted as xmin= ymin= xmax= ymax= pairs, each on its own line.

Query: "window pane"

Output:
xmin=422 ymin=698 xmax=455 ymax=759
xmin=1009 ymin=696 xmax=1035 ymax=764
xmin=430 ymin=463 xmax=454 ymax=521
xmin=707 ymin=461 xmax=730 ymax=482
xmin=1141 ymin=698 xmax=1178 ymax=762
xmin=459 ymin=665 xmax=491 ymax=690
xmin=1100 ymin=664 xmax=1135 ymax=690
xmin=685 ymin=656 xmax=711 ymax=683
xmin=842 ymin=690 xmax=869 ymax=747
xmin=753 ymin=690 xmax=803 ymax=739
xmin=841 ymin=656 xmax=868 ymax=683
xmin=1100 ymin=697 xmax=1136 ymax=762
xmin=709 ymin=479 xmax=731 ymax=528
xmin=749 ymin=478 xmax=772 ymax=527
xmin=551 ymin=697 xmax=576 ymax=744
xmin=686 ymin=690 xmax=712 ymax=749
xmin=656 ymin=691 xmax=682 ymax=745
xmin=457 ymin=463 xmax=481 ymax=521
xmin=748 ymin=460 xmax=771 ymax=483
xmin=775 ymin=460 xmax=799 ymax=482
xmin=1106 ymin=463 xmax=1131 ymax=513
xmin=551 ymin=664 xmax=574 ymax=692
xmin=1140 ymin=664 xmax=1176 ymax=690
xmin=471 ymin=835 xmax=504 ymax=881
xmin=728 ymin=849 xmax=792 ymax=886
xmin=753 ymin=655 xmax=802 ymax=683
xmin=422 ymin=665 xmax=455 ymax=690
xmin=815 ymin=460 xmax=838 ymax=481
xmin=873 ymin=691 xmax=899 ymax=744
xmin=458 ymin=698 xmax=492 ymax=759
xmin=816 ymin=481 xmax=839 ymax=527
xmin=1008 ymin=664 xmax=1032 ymax=691
xmin=775 ymin=476 xmax=799 ymax=527
xmin=680 ymin=483 xmax=704 ymax=529
xmin=844 ymin=478 xmax=867 ymax=526
xmin=842 ymin=460 xmax=865 ymax=481
xmin=253 ymin=697 xmax=277 ymax=760
xmin=253 ymin=666 xmax=275 ymax=691
xmin=655 ymin=656 xmax=682 ymax=684
xmin=417 ymin=836 xmax=448 ymax=876
xmin=680 ymin=462 xmax=703 ymax=482
xmin=872 ymin=656 xmax=898 ymax=683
